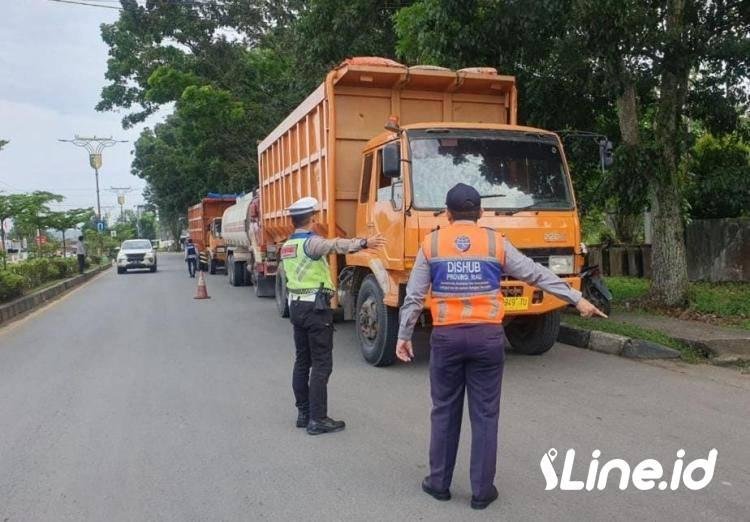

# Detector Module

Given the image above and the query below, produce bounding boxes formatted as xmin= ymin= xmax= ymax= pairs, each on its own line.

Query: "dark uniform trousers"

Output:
xmin=428 ymin=323 xmax=506 ymax=499
xmin=290 ymin=300 xmax=334 ymax=421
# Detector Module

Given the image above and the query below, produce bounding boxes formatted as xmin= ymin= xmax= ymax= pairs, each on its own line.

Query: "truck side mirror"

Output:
xmin=382 ymin=142 xmax=401 ymax=178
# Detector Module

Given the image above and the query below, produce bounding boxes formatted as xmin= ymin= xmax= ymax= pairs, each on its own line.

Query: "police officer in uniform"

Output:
xmin=396 ymin=183 xmax=606 ymax=509
xmin=282 ymin=197 xmax=386 ymax=435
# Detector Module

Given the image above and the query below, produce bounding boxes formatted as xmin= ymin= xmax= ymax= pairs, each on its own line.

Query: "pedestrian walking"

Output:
xmin=281 ymin=196 xmax=386 ymax=435
xmin=396 ymin=183 xmax=606 ymax=510
xmin=185 ymin=238 xmax=198 ymax=277
xmin=74 ymin=235 xmax=86 ymax=274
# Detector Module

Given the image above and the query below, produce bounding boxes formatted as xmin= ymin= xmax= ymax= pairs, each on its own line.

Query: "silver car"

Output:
xmin=116 ymin=239 xmax=158 ymax=274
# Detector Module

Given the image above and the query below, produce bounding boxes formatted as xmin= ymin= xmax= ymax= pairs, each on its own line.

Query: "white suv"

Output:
xmin=116 ymin=239 xmax=157 ymax=273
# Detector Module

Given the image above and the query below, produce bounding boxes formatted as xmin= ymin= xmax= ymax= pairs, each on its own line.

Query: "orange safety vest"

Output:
xmin=423 ymin=224 xmax=506 ymax=326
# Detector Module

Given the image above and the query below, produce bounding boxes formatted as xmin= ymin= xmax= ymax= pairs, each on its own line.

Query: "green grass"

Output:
xmin=563 ymin=314 xmax=705 ymax=363
xmin=603 ymin=276 xmax=750 ymax=330
xmin=606 ymin=276 xmax=650 ymax=302
xmin=688 ymin=282 xmax=750 ymax=318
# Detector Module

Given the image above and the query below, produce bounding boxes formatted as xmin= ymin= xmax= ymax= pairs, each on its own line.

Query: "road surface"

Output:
xmin=0 ymin=254 xmax=748 ymax=521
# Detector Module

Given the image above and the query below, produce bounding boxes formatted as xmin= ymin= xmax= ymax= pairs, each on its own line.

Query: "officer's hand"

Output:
xmin=396 ymin=339 xmax=414 ymax=362
xmin=365 ymin=234 xmax=387 ymax=250
xmin=576 ymin=298 xmax=608 ymax=319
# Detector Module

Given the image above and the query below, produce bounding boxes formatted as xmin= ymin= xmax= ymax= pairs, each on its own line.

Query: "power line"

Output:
xmin=48 ymin=0 xmax=122 ymax=10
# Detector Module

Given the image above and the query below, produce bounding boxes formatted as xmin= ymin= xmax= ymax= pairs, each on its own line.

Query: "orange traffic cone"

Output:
xmin=194 ymin=270 xmax=211 ymax=299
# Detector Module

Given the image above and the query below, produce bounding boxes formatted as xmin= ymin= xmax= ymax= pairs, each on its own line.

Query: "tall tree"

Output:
xmin=395 ymin=0 xmax=749 ymax=306
xmin=47 ymin=209 xmax=95 ymax=257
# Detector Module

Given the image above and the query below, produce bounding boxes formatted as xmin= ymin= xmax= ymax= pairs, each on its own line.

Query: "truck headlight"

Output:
xmin=548 ymin=255 xmax=574 ymax=275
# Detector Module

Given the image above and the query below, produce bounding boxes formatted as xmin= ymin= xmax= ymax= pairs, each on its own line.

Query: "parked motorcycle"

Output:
xmin=580 ymin=265 xmax=612 ymax=316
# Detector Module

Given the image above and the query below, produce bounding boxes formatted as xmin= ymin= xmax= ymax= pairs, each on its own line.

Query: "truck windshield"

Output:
xmin=408 ymin=131 xmax=573 ymax=211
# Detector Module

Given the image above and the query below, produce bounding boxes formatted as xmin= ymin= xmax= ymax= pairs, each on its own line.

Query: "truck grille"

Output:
xmin=126 ymin=253 xmax=145 ymax=262
xmin=517 ymin=247 xmax=574 ymax=268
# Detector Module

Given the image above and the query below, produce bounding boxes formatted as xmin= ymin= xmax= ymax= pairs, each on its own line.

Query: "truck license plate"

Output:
xmin=504 ymin=297 xmax=529 ymax=311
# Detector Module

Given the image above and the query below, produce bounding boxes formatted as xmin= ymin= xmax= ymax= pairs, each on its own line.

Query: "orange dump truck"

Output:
xmin=252 ymin=57 xmax=583 ymax=366
xmin=187 ymin=195 xmax=236 ymax=273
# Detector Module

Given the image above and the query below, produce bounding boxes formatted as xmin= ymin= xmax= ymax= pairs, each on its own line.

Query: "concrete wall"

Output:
xmin=686 ymin=218 xmax=750 ymax=282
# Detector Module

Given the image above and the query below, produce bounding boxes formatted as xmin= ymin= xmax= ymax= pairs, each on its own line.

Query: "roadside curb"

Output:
xmin=558 ymin=323 xmax=681 ymax=359
xmin=0 ymin=264 xmax=110 ymax=326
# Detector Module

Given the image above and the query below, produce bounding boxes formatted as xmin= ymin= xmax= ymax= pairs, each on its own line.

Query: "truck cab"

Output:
xmin=346 ymin=122 xmax=582 ymax=364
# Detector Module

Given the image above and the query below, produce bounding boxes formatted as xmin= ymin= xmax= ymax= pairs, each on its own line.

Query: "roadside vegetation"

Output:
xmin=95 ymin=0 xmax=749 ymax=311
xmin=563 ymin=276 xmax=750 ymax=363
xmin=605 ymin=277 xmax=750 ymax=330
xmin=0 ymin=190 xmax=130 ymax=304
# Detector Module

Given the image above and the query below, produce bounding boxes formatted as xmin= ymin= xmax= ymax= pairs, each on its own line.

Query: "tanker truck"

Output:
xmin=249 ymin=57 xmax=584 ymax=366
xmin=221 ymin=191 xmax=272 ymax=293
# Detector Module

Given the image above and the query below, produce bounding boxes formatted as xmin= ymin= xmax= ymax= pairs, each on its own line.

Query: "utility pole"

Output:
xmin=58 ymin=135 xmax=127 ymax=222
xmin=108 ymin=186 xmax=133 ymax=223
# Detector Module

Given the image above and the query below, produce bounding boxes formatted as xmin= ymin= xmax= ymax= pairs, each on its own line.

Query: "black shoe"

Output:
xmin=471 ymin=486 xmax=499 ymax=510
xmin=296 ymin=411 xmax=309 ymax=428
xmin=306 ymin=417 xmax=345 ymax=435
xmin=421 ymin=477 xmax=451 ymax=501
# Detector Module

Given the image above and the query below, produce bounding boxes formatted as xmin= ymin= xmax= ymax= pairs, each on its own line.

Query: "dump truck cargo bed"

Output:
xmin=257 ymin=58 xmax=517 ymax=245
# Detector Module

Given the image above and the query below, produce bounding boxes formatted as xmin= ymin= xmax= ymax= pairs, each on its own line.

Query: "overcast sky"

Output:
xmin=0 ymin=0 xmax=163 ymax=221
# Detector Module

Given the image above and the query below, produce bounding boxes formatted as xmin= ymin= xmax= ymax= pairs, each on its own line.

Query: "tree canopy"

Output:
xmin=98 ymin=0 xmax=750 ymax=307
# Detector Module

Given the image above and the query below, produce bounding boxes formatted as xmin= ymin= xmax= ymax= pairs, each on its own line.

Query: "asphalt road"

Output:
xmin=1 ymin=254 xmax=748 ymax=521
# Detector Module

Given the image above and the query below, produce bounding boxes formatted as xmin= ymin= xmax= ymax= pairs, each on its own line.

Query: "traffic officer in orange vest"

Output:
xmin=396 ymin=183 xmax=606 ymax=510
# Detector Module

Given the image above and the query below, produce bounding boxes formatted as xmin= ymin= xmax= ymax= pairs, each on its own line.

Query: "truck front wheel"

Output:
xmin=275 ymin=270 xmax=289 ymax=317
xmin=505 ymin=311 xmax=561 ymax=355
xmin=355 ymin=275 xmax=398 ymax=367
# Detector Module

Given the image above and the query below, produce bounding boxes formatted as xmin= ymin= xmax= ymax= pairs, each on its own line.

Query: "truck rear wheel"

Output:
xmin=505 ymin=311 xmax=560 ymax=355
xmin=355 ymin=275 xmax=398 ymax=367
xmin=275 ymin=270 xmax=289 ymax=317
xmin=255 ymin=274 xmax=275 ymax=297
xmin=229 ymin=259 xmax=245 ymax=287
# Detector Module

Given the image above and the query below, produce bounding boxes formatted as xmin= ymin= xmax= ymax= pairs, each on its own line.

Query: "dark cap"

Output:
xmin=445 ymin=183 xmax=481 ymax=212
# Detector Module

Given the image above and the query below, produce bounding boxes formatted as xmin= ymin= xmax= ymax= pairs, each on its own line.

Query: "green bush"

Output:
xmin=49 ymin=257 xmax=77 ymax=278
xmin=0 ymin=271 xmax=25 ymax=302
xmin=10 ymin=258 xmax=52 ymax=288
xmin=5 ymin=256 xmax=79 ymax=293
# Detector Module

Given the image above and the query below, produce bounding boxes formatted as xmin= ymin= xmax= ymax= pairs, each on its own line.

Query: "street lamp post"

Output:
xmin=58 ymin=135 xmax=127 ymax=221
xmin=108 ymin=186 xmax=133 ymax=223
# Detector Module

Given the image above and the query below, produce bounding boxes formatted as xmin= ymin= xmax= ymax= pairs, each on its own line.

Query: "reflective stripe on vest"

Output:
xmin=424 ymin=225 xmax=505 ymax=326
xmin=281 ymin=232 xmax=335 ymax=294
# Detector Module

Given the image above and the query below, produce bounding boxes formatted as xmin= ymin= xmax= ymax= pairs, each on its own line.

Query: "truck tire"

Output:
xmin=355 ymin=275 xmax=398 ymax=367
xmin=255 ymin=274 xmax=276 ymax=297
xmin=505 ymin=311 xmax=560 ymax=355
xmin=230 ymin=260 xmax=246 ymax=287
xmin=275 ymin=270 xmax=289 ymax=317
